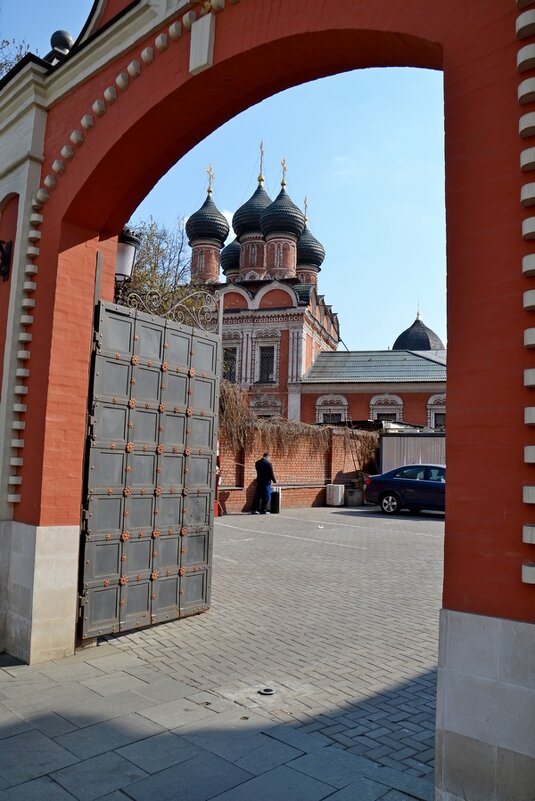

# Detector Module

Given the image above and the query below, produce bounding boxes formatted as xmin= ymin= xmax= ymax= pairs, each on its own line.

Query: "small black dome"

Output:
xmin=51 ymin=30 xmax=74 ymax=52
xmin=297 ymin=225 xmax=325 ymax=269
xmin=186 ymin=193 xmax=229 ymax=245
xmin=392 ymin=315 xmax=445 ymax=350
xmin=232 ymin=183 xmax=272 ymax=238
xmin=220 ymin=238 xmax=241 ymax=275
xmin=260 ymin=187 xmax=306 ymax=238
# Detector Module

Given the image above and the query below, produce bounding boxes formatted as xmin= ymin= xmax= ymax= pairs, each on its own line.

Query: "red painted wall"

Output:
xmin=258 ymin=288 xmax=294 ymax=308
xmin=223 ymin=292 xmax=248 ymax=310
xmin=18 ymin=1 xmax=533 ymax=621
xmin=300 ymin=389 xmax=443 ymax=426
xmin=0 ymin=196 xmax=18 ymax=398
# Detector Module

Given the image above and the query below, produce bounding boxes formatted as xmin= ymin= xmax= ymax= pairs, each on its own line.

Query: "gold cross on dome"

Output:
xmin=281 ymin=157 xmax=287 ymax=186
xmin=304 ymin=195 xmax=308 ymax=222
xmin=258 ymin=141 xmax=265 ymax=184
xmin=206 ymin=164 xmax=215 ymax=194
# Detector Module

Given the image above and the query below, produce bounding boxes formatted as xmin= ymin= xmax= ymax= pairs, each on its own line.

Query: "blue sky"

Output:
xmin=2 ymin=1 xmax=446 ymax=351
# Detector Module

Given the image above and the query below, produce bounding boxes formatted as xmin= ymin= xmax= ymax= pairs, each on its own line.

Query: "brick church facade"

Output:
xmin=186 ymin=169 xmax=446 ymax=429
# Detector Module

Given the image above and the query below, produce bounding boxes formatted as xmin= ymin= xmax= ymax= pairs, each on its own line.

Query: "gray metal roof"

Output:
xmin=301 ymin=350 xmax=446 ymax=384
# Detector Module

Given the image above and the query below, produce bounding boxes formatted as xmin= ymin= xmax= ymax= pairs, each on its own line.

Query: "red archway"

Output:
xmin=1 ymin=2 xmax=533 ymax=796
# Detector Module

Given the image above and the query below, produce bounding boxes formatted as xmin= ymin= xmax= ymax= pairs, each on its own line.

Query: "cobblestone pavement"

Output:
xmin=0 ymin=507 xmax=443 ymax=800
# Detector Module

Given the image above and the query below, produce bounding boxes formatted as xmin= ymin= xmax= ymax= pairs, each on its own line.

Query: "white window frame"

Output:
xmin=252 ymin=330 xmax=281 ymax=386
xmin=315 ymin=394 xmax=348 ymax=423
xmin=370 ymin=394 xmax=403 ymax=422
xmin=427 ymin=394 xmax=446 ymax=430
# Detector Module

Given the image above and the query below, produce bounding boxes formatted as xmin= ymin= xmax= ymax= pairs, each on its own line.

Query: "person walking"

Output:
xmin=251 ymin=452 xmax=276 ymax=514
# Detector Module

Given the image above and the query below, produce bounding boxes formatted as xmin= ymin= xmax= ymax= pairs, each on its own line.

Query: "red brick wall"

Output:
xmin=258 ymin=288 xmax=294 ymax=308
xmin=219 ymin=429 xmax=376 ymax=513
xmin=301 ymin=388 xmax=446 ymax=427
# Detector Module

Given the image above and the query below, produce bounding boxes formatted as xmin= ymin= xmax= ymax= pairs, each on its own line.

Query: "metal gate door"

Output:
xmin=79 ymin=296 xmax=220 ymax=639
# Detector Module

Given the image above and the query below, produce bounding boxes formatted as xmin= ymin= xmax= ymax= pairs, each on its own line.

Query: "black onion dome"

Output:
xmin=185 ymin=193 xmax=229 ymax=245
xmin=392 ymin=316 xmax=445 ymax=351
xmin=232 ymin=184 xmax=272 ymax=237
xmin=220 ymin=238 xmax=241 ymax=275
xmin=297 ymin=225 xmax=325 ymax=268
xmin=260 ymin=187 xmax=306 ymax=238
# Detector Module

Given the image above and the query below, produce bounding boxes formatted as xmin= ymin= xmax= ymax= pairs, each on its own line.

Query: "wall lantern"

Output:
xmin=0 ymin=240 xmax=13 ymax=282
xmin=115 ymin=227 xmax=140 ymax=283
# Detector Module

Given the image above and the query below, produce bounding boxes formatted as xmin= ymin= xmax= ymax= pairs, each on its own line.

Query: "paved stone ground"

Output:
xmin=0 ymin=506 xmax=443 ymax=800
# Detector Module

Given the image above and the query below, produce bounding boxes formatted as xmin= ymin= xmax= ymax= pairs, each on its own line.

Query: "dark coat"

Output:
xmin=255 ymin=457 xmax=276 ymax=485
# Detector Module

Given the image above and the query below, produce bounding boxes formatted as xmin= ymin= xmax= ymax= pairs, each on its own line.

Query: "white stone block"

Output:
xmin=116 ymin=72 xmax=129 ymax=90
xmin=518 ymin=43 xmax=535 ymax=72
xmin=522 ymin=217 xmax=535 ymax=239
xmin=519 ymin=77 xmax=535 ymax=104
xmin=521 ymin=183 xmax=535 ymax=206
xmin=104 ymin=86 xmax=117 ymax=103
xmin=521 ymin=562 xmax=535 ymax=584
xmin=517 ymin=9 xmax=535 ymax=39
xmin=523 ymin=484 xmax=535 ymax=502
xmin=522 ymin=523 xmax=535 ymax=542
xmin=189 ymin=13 xmax=216 ymax=75
xmin=52 ymin=159 xmax=65 ymax=174
xmin=81 ymin=115 xmax=94 ymax=131
xmin=70 ymin=130 xmax=84 ymax=146
xmin=524 ymin=328 xmax=535 ymax=347
xmin=92 ymin=99 xmax=106 ymax=116
xmin=168 ymin=23 xmax=181 ymax=40
xmin=43 ymin=174 xmax=57 ymax=190
xmin=61 ymin=145 xmax=74 ymax=160
xmin=155 ymin=34 xmax=168 ymax=51
xmin=523 ymin=290 xmax=535 ymax=310
xmin=183 ymin=10 xmax=197 ymax=30
xmin=141 ymin=47 xmax=154 ymax=63
xmin=127 ymin=60 xmax=140 ymax=78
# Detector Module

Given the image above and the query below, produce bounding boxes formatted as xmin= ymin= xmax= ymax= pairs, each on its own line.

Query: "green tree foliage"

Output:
xmin=0 ymin=38 xmax=30 ymax=78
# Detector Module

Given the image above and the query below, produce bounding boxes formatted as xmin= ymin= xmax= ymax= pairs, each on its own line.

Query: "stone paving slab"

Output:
xmin=51 ymin=753 xmax=148 ymax=801
xmin=0 ymin=507 xmax=442 ymax=800
xmin=122 ymin=754 xmax=253 ymax=801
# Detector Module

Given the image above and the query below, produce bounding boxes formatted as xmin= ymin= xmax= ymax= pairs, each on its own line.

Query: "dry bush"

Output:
xmin=219 ymin=380 xmax=378 ymax=472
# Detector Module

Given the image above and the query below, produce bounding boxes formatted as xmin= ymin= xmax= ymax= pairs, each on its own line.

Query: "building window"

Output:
xmin=376 ymin=412 xmax=398 ymax=422
xmin=315 ymin=395 xmax=348 ymax=423
xmin=322 ymin=412 xmax=342 ymax=423
xmin=370 ymin=394 xmax=403 ymax=422
xmin=223 ymin=346 xmax=238 ymax=382
xmin=427 ymin=394 xmax=446 ymax=430
xmin=258 ymin=346 xmax=275 ymax=383
xmin=433 ymin=412 xmax=446 ymax=430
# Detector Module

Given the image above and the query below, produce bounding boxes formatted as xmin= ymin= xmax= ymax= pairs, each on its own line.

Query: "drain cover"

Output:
xmin=258 ymin=687 xmax=274 ymax=696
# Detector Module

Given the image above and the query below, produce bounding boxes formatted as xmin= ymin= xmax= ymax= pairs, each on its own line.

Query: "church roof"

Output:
xmin=302 ymin=350 xmax=446 ymax=384
xmin=260 ymin=186 xmax=306 ymax=237
xmin=392 ymin=315 xmax=444 ymax=351
xmin=185 ymin=192 xmax=229 ymax=245
xmin=220 ymin=238 xmax=240 ymax=274
xmin=297 ymin=224 xmax=325 ymax=269
xmin=232 ymin=183 xmax=272 ymax=237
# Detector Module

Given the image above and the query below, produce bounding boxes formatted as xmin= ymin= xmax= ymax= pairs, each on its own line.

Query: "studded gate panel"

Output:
xmin=80 ymin=301 xmax=219 ymax=639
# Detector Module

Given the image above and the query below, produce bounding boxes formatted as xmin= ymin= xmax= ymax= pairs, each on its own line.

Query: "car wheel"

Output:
xmin=380 ymin=492 xmax=401 ymax=514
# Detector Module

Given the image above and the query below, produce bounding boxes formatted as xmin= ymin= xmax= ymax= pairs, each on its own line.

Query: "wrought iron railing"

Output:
xmin=114 ymin=284 xmax=221 ymax=332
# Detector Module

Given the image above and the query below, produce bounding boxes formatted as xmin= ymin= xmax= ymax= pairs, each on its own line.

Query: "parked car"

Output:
xmin=364 ymin=463 xmax=445 ymax=514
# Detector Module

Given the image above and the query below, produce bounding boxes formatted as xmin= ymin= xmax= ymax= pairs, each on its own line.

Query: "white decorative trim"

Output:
xmin=523 ymin=524 xmax=535 ymax=543
xmin=519 ymin=76 xmax=535 ymax=104
xmin=517 ymin=9 xmax=535 ymax=38
xmin=315 ymin=394 xmax=348 ymax=423
xmin=518 ymin=43 xmax=535 ymax=72
xmin=521 ymin=562 xmax=535 ymax=582
xmin=370 ymin=393 xmax=403 ymax=422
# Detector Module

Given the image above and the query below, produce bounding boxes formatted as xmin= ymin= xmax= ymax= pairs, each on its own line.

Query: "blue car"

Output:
xmin=364 ymin=464 xmax=445 ymax=515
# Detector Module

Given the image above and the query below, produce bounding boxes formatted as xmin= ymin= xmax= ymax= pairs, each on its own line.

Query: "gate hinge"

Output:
xmin=78 ymin=594 xmax=88 ymax=618
xmin=93 ymin=331 xmax=102 ymax=351
xmin=87 ymin=416 xmax=95 ymax=438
